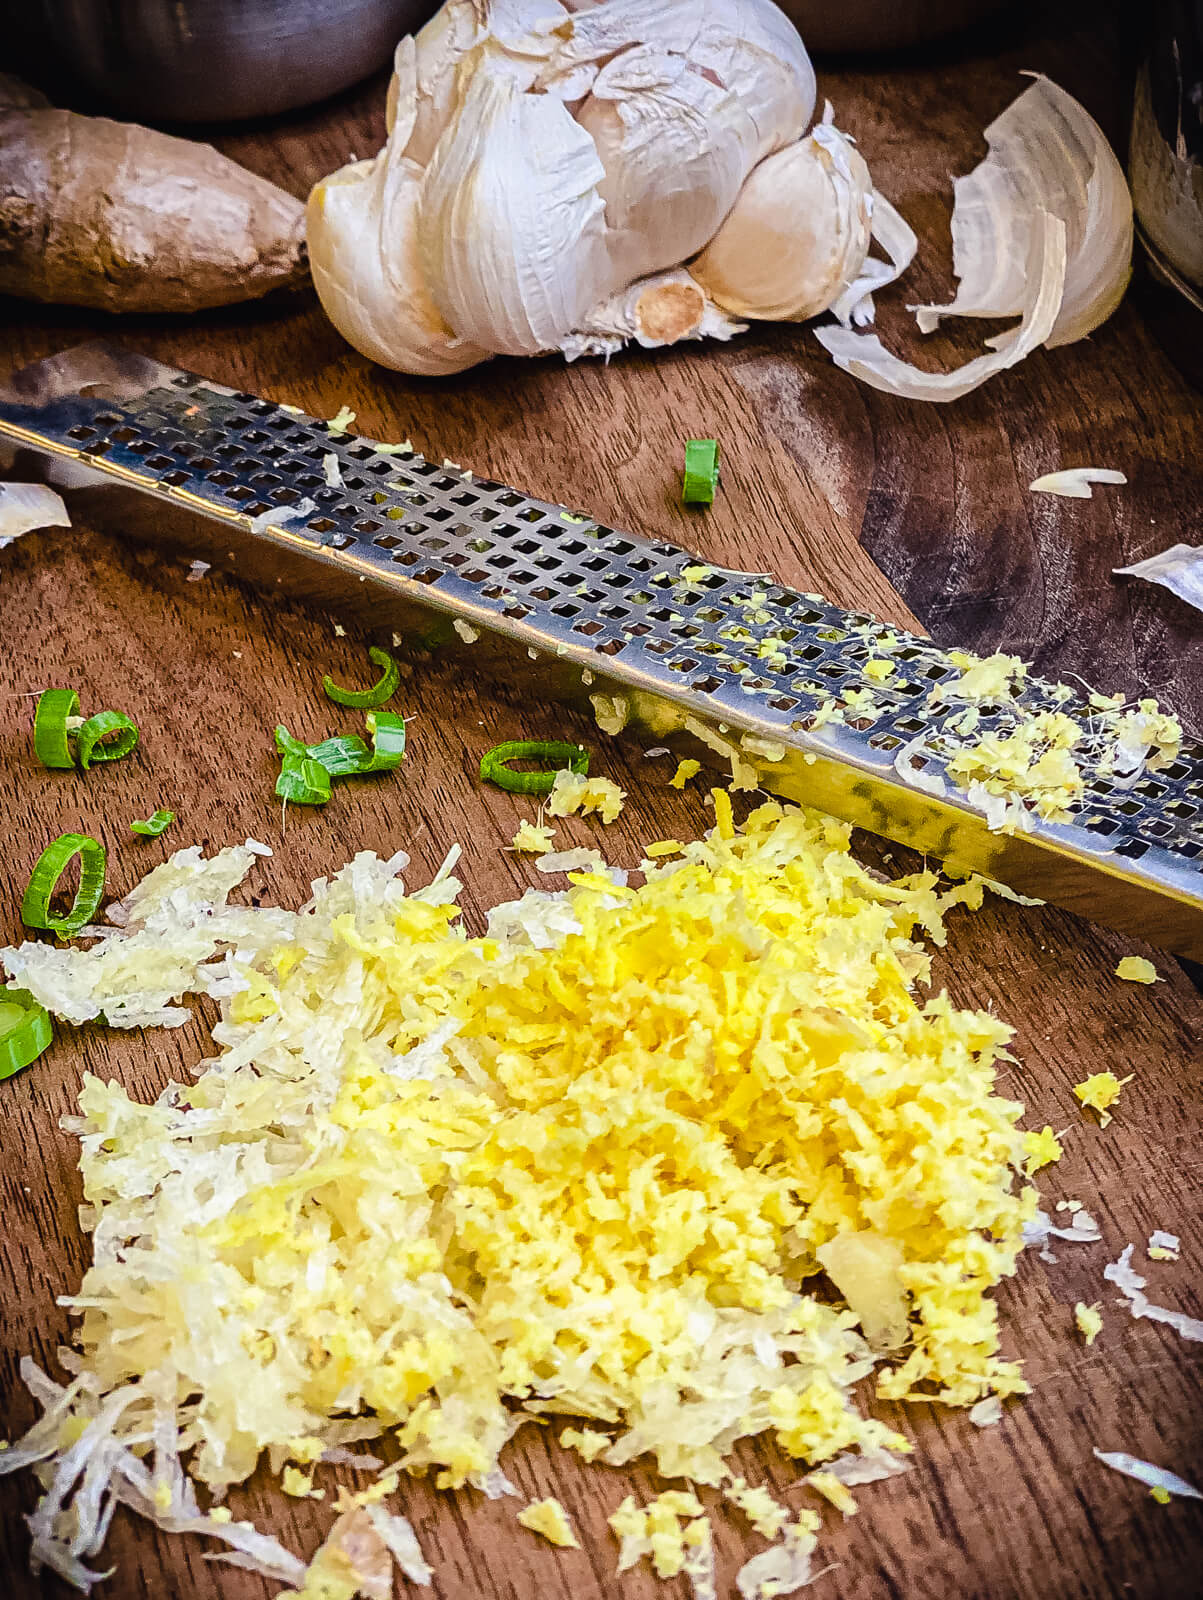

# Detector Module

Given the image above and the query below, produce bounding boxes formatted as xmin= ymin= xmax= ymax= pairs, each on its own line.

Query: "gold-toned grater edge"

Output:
xmin=2 ymin=341 xmax=1201 ymax=959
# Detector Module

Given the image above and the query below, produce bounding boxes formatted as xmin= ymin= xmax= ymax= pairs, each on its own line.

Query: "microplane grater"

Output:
xmin=2 ymin=341 xmax=1201 ymax=960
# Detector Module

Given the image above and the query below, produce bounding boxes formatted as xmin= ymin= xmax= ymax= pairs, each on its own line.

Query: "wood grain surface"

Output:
xmin=2 ymin=4 xmax=1202 ymax=1599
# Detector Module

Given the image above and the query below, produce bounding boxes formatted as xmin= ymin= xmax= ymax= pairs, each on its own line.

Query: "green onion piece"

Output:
xmin=479 ymin=740 xmax=589 ymax=795
xmin=20 ymin=833 xmax=107 ymax=938
xmin=76 ymin=710 xmax=139 ymax=771
xmin=306 ymin=734 xmax=371 ymax=777
xmin=681 ymin=438 xmax=720 ymax=505
xmin=275 ymin=725 xmax=307 ymax=759
xmin=322 ymin=646 xmax=400 ymax=709
xmin=276 ymin=755 xmax=332 ymax=806
xmin=33 ymin=688 xmax=81 ymax=768
xmin=0 ymin=988 xmax=53 ymax=1081
xmin=130 ymin=809 xmax=175 ymax=837
xmin=362 ymin=711 xmax=406 ymax=772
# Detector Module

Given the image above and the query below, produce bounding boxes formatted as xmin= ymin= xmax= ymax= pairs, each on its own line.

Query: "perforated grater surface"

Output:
xmin=2 ymin=341 xmax=1201 ymax=960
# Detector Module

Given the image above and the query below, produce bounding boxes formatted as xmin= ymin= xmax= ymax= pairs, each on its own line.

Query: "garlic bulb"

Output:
xmin=309 ymin=0 xmax=902 ymax=376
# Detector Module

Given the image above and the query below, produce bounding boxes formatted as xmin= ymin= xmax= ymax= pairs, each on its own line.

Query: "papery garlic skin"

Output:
xmin=911 ymin=75 xmax=1133 ymax=350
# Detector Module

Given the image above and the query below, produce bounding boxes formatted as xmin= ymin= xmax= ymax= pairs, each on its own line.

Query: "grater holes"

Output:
xmin=1113 ymin=837 xmax=1151 ymax=860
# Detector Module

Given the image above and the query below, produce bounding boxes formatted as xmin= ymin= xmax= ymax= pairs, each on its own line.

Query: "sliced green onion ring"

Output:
xmin=362 ymin=711 xmax=406 ymax=772
xmin=33 ymin=688 xmax=81 ymax=768
xmin=682 ymin=438 xmax=720 ymax=506
xmin=479 ymin=740 xmax=589 ymax=795
xmin=322 ymin=646 xmax=400 ymax=709
xmin=76 ymin=710 xmax=139 ymax=771
xmin=130 ymin=809 xmax=175 ymax=837
xmin=21 ymin=833 xmax=107 ymax=938
xmin=0 ymin=988 xmax=53 ymax=1080
xmin=276 ymin=755 xmax=332 ymax=806
xmin=307 ymin=734 xmax=372 ymax=777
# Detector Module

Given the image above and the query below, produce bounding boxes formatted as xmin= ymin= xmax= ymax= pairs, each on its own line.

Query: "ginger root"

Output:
xmin=0 ymin=78 xmax=307 ymax=313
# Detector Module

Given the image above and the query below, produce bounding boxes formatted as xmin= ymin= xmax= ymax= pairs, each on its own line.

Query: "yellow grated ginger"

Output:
xmin=518 ymin=1497 xmax=580 ymax=1548
xmin=3 ymin=800 xmax=1042 ymax=1586
xmin=1022 ymin=1126 xmax=1063 ymax=1176
xmin=511 ymin=820 xmax=556 ymax=855
xmin=546 ymin=768 xmax=626 ymax=823
xmin=1074 ymin=1303 xmax=1103 ymax=1346
xmin=1115 ymin=956 xmax=1159 ymax=985
xmin=560 ymin=1426 xmax=612 ymax=1463
xmin=669 ymin=758 xmax=702 ymax=789
xmin=722 ymin=1477 xmax=789 ymax=1540
xmin=1073 ymin=1072 xmax=1132 ymax=1128
xmin=805 ymin=1470 xmax=859 ymax=1516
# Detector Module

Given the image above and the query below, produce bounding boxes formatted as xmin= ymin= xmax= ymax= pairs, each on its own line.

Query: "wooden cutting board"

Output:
xmin=2 ymin=6 xmax=1201 ymax=1598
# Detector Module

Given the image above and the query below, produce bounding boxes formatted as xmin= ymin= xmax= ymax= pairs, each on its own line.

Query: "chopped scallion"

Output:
xmin=76 ymin=710 xmax=139 ymax=771
xmin=20 ymin=833 xmax=107 ymax=938
xmin=322 ymin=646 xmax=400 ymax=709
xmin=0 ymin=988 xmax=53 ymax=1080
xmin=362 ymin=711 xmax=406 ymax=772
xmin=276 ymin=755 xmax=332 ymax=806
xmin=682 ymin=438 xmax=720 ymax=505
xmin=130 ymin=810 xmax=175 ymax=837
xmin=479 ymin=740 xmax=589 ymax=795
xmin=33 ymin=689 xmax=81 ymax=768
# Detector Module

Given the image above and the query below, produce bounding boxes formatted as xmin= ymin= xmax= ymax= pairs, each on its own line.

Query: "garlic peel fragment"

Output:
xmin=1114 ymin=544 xmax=1203 ymax=614
xmin=1029 ymin=467 xmax=1127 ymax=499
xmin=911 ymin=74 xmax=1132 ymax=349
xmin=0 ymin=482 xmax=70 ymax=549
xmin=815 ymin=210 xmax=1068 ymax=403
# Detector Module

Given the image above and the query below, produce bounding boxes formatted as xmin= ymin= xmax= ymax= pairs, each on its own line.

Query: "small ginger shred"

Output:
xmin=806 ymin=1470 xmax=859 ymax=1515
xmin=669 ymin=758 xmax=701 ymax=789
xmin=1022 ymin=1125 xmax=1063 ymax=1175
xmin=511 ymin=820 xmax=556 ymax=855
xmin=547 ymin=769 xmax=626 ymax=824
xmin=1073 ymin=1072 xmax=1131 ymax=1127
xmin=518 ymin=1497 xmax=579 ymax=1548
xmin=1074 ymin=1302 xmax=1103 ymax=1346
xmin=1116 ymin=956 xmax=1159 ymax=985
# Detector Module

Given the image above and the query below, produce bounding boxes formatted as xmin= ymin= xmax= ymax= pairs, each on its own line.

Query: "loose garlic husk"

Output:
xmin=308 ymin=0 xmax=909 ymax=377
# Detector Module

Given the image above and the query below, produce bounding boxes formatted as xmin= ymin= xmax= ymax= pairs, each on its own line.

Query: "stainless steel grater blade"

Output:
xmin=2 ymin=341 xmax=1201 ymax=960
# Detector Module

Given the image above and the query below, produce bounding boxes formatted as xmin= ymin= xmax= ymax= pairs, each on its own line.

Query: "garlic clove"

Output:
xmin=559 ymin=267 xmax=746 ymax=361
xmin=309 ymin=44 xmax=489 ymax=378
xmin=691 ymin=120 xmax=874 ymax=323
xmin=418 ymin=47 xmax=611 ymax=356
xmin=910 ymin=74 xmax=1132 ymax=350
xmin=559 ymin=0 xmax=816 ymax=285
